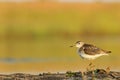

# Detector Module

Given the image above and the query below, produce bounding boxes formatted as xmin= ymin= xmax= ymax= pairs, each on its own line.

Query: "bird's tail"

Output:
xmin=102 ymin=49 xmax=111 ymax=54
xmin=105 ymin=50 xmax=111 ymax=53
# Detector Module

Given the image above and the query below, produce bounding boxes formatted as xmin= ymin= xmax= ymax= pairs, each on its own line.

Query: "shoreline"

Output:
xmin=0 ymin=69 xmax=120 ymax=80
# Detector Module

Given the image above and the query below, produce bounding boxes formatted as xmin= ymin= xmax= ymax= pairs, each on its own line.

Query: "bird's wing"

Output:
xmin=83 ymin=44 xmax=102 ymax=55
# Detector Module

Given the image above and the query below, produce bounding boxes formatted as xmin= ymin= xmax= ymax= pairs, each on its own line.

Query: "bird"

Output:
xmin=70 ymin=41 xmax=111 ymax=60
xmin=70 ymin=41 xmax=111 ymax=71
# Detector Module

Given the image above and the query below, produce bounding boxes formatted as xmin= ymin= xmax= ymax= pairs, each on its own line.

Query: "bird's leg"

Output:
xmin=87 ymin=60 xmax=95 ymax=71
xmin=86 ymin=63 xmax=92 ymax=71
xmin=86 ymin=62 xmax=92 ymax=71
xmin=90 ymin=63 xmax=95 ymax=71
xmin=88 ymin=61 xmax=95 ymax=80
xmin=106 ymin=66 xmax=110 ymax=74
xmin=89 ymin=62 xmax=93 ymax=67
xmin=86 ymin=63 xmax=91 ymax=71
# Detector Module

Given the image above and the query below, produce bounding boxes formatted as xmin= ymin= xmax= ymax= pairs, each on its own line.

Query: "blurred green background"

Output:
xmin=0 ymin=2 xmax=120 ymax=72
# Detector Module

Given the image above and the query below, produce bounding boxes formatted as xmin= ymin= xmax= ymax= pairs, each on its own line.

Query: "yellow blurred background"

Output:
xmin=0 ymin=1 xmax=120 ymax=72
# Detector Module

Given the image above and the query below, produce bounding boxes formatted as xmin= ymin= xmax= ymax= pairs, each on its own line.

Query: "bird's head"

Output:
xmin=70 ymin=41 xmax=84 ymax=48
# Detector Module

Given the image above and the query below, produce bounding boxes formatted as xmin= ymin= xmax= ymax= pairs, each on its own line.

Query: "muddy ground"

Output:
xmin=0 ymin=69 xmax=120 ymax=80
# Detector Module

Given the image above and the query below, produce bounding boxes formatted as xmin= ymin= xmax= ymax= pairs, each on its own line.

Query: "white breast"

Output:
xmin=78 ymin=50 xmax=108 ymax=60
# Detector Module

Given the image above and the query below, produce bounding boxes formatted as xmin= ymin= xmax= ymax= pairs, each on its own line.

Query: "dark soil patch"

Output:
xmin=0 ymin=69 xmax=120 ymax=80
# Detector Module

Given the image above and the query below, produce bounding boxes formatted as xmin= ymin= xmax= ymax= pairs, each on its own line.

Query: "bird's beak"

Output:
xmin=70 ymin=45 xmax=75 ymax=47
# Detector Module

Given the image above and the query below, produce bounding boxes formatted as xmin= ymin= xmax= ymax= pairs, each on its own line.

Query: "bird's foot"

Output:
xmin=106 ymin=66 xmax=110 ymax=74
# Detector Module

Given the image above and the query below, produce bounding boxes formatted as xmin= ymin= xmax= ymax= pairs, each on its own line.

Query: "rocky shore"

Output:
xmin=0 ymin=69 xmax=120 ymax=80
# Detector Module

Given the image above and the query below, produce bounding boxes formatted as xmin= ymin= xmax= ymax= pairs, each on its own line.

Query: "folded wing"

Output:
xmin=83 ymin=44 xmax=102 ymax=55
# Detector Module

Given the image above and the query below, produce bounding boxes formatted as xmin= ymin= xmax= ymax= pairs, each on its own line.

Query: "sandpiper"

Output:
xmin=71 ymin=41 xmax=111 ymax=60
